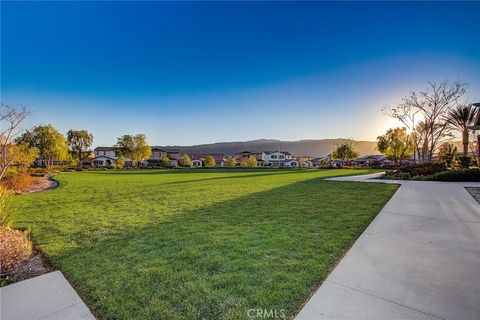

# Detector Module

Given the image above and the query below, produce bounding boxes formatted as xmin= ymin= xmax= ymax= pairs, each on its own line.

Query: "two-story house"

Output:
xmin=148 ymin=147 xmax=181 ymax=167
xmin=263 ymin=151 xmax=298 ymax=167
xmin=92 ymin=147 xmax=118 ymax=166
xmin=92 ymin=146 xmax=181 ymax=167
xmin=190 ymin=154 xmax=226 ymax=167
xmin=234 ymin=151 xmax=266 ymax=166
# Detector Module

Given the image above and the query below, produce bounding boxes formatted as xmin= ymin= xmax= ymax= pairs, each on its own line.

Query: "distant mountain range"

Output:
xmin=164 ymin=139 xmax=381 ymax=157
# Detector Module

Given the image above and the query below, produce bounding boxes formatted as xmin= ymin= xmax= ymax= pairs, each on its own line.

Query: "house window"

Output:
xmin=279 ymin=155 xmax=285 ymax=159
xmin=271 ymin=155 xmax=277 ymax=159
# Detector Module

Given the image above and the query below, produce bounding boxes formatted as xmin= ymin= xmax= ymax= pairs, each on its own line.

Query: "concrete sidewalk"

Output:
xmin=295 ymin=174 xmax=480 ymax=320
xmin=0 ymin=271 xmax=95 ymax=320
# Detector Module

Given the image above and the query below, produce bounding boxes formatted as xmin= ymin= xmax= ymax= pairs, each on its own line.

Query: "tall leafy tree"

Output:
xmin=332 ymin=139 xmax=359 ymax=162
xmin=114 ymin=134 xmax=152 ymax=166
xmin=446 ymin=104 xmax=477 ymax=156
xmin=27 ymin=125 xmax=69 ymax=170
xmin=162 ymin=156 xmax=170 ymax=168
xmin=180 ymin=154 xmax=192 ymax=167
xmin=115 ymin=157 xmax=125 ymax=169
xmin=245 ymin=155 xmax=257 ymax=167
xmin=225 ymin=156 xmax=237 ymax=167
xmin=10 ymin=142 xmax=39 ymax=172
xmin=204 ymin=155 xmax=216 ymax=167
xmin=377 ymin=127 xmax=414 ymax=166
xmin=114 ymin=135 xmax=134 ymax=161
xmin=67 ymin=130 xmax=93 ymax=167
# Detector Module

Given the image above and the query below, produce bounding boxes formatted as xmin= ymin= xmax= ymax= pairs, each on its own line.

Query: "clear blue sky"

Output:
xmin=2 ymin=1 xmax=479 ymax=146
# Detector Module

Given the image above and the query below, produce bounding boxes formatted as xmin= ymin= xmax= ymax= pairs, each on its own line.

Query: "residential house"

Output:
xmin=354 ymin=155 xmax=394 ymax=167
xmin=34 ymin=159 xmax=68 ymax=167
xmin=235 ymin=151 xmax=266 ymax=166
xmin=148 ymin=147 xmax=181 ymax=167
xmin=296 ymin=156 xmax=314 ymax=167
xmin=304 ymin=154 xmax=338 ymax=168
xmin=234 ymin=150 xmax=300 ymax=167
xmin=263 ymin=151 xmax=298 ymax=167
xmin=190 ymin=154 xmax=226 ymax=167
xmin=92 ymin=147 xmax=118 ymax=166
xmin=304 ymin=157 xmax=327 ymax=168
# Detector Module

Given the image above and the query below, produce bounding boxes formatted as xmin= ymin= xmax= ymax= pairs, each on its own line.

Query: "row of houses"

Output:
xmin=93 ymin=146 xmax=182 ymax=167
xmin=92 ymin=147 xmax=302 ymax=167
xmin=91 ymin=146 xmax=398 ymax=168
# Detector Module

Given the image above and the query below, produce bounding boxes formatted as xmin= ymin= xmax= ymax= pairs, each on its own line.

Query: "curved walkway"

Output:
xmin=296 ymin=173 xmax=480 ymax=320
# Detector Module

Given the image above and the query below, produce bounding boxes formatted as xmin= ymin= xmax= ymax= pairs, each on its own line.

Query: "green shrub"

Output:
xmin=428 ymin=169 xmax=480 ymax=182
xmin=399 ymin=163 xmax=447 ymax=176
xmin=383 ymin=171 xmax=411 ymax=180
xmin=456 ymin=156 xmax=471 ymax=169
xmin=115 ymin=157 xmax=125 ymax=169
xmin=410 ymin=175 xmax=428 ymax=181
xmin=383 ymin=163 xmax=447 ymax=180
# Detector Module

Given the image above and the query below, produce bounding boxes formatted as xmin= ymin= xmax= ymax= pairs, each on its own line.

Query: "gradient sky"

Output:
xmin=2 ymin=1 xmax=479 ymax=147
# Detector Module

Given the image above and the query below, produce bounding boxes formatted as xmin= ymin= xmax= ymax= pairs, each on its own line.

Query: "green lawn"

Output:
xmin=13 ymin=169 xmax=397 ymax=320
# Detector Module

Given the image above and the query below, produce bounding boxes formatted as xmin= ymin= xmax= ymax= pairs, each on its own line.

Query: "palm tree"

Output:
xmin=446 ymin=104 xmax=478 ymax=156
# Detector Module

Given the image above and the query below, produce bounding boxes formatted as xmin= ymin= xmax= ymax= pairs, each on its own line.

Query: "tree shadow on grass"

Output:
xmin=75 ymin=169 xmax=375 ymax=187
xmin=84 ymin=168 xmax=306 ymax=176
xmin=165 ymin=170 xmax=316 ymax=185
xmin=164 ymin=169 xmax=384 ymax=186
xmin=46 ymin=178 xmax=397 ymax=320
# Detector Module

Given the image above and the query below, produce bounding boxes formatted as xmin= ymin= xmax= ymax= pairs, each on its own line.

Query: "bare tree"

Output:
xmin=0 ymin=104 xmax=30 ymax=179
xmin=383 ymin=81 xmax=466 ymax=163
xmin=332 ymin=138 xmax=358 ymax=150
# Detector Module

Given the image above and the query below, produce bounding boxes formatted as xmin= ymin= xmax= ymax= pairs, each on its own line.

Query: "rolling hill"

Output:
xmin=164 ymin=139 xmax=380 ymax=157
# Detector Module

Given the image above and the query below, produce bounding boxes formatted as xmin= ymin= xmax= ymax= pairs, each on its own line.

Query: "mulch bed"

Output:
xmin=0 ymin=245 xmax=54 ymax=287
xmin=465 ymin=187 xmax=480 ymax=205
xmin=15 ymin=176 xmax=58 ymax=195
xmin=0 ymin=178 xmax=58 ymax=287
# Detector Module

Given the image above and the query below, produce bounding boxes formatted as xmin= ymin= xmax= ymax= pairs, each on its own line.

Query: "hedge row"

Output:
xmin=429 ymin=169 xmax=480 ymax=182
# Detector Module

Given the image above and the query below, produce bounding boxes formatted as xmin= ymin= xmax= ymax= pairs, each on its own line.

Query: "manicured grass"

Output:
xmin=13 ymin=169 xmax=397 ymax=319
